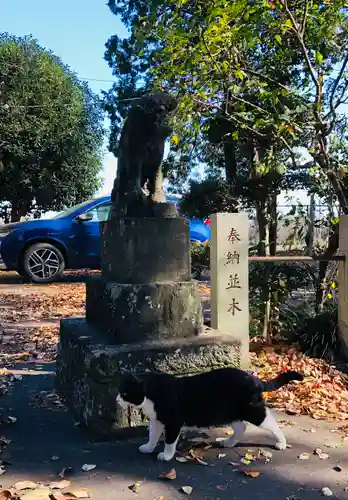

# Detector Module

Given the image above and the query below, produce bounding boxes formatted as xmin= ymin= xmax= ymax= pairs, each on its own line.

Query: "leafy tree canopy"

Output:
xmin=0 ymin=33 xmax=104 ymax=221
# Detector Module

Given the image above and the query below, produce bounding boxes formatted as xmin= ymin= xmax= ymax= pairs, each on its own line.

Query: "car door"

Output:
xmin=70 ymin=201 xmax=112 ymax=269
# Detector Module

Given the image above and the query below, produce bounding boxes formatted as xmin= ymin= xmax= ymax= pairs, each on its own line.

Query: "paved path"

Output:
xmin=0 ymin=363 xmax=347 ymax=500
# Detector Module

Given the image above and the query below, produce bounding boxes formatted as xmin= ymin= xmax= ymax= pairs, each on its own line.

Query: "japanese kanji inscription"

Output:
xmin=210 ymin=213 xmax=249 ymax=351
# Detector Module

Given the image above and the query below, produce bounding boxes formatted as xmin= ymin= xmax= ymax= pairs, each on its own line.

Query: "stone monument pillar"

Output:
xmin=55 ymin=94 xmax=245 ymax=439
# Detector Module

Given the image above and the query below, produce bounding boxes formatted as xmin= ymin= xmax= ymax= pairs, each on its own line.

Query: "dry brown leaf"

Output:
xmin=321 ymin=487 xmax=333 ymax=497
xmin=180 ymin=486 xmax=193 ymax=495
xmin=20 ymin=486 xmax=51 ymax=500
xmin=49 ymin=481 xmax=71 ymax=490
xmin=258 ymin=449 xmax=272 ymax=460
xmin=58 ymin=467 xmax=74 ymax=479
xmin=0 ymin=491 xmax=13 ymax=500
xmin=14 ymin=482 xmax=38 ymax=491
xmin=81 ymin=464 xmax=95 ymax=472
xmin=187 ymin=449 xmax=208 ymax=466
xmin=313 ymin=448 xmax=329 ymax=460
xmin=128 ymin=482 xmax=141 ymax=493
xmin=66 ymin=488 xmax=91 ymax=499
xmin=242 ymin=470 xmax=261 ymax=478
xmin=50 ymin=494 xmax=76 ymax=500
xmin=159 ymin=468 xmax=176 ymax=480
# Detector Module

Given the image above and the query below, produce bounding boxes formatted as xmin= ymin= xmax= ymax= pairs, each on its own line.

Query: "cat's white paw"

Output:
xmin=275 ymin=441 xmax=287 ymax=451
xmin=157 ymin=451 xmax=174 ymax=461
xmin=139 ymin=443 xmax=155 ymax=454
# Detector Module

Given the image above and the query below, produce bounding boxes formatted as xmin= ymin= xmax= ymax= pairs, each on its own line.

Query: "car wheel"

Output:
xmin=20 ymin=242 xmax=65 ymax=283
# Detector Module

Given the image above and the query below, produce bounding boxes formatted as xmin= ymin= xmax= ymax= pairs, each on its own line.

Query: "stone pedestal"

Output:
xmin=56 ymin=213 xmax=244 ymax=440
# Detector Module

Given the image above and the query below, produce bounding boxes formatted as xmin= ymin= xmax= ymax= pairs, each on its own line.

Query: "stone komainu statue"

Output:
xmin=111 ymin=92 xmax=178 ymax=218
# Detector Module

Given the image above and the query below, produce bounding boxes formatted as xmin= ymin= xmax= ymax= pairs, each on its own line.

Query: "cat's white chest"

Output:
xmin=140 ymin=397 xmax=157 ymax=420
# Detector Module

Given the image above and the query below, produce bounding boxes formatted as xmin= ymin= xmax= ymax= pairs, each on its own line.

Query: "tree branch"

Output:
xmin=300 ymin=0 xmax=309 ymax=36
xmin=278 ymin=0 xmax=323 ymax=125
xmin=279 ymin=136 xmax=314 ymax=170
xmin=231 ymin=65 xmax=292 ymax=92
xmin=190 ymin=95 xmax=267 ymax=138
xmin=330 ymin=52 xmax=348 ymax=114
xmin=231 ymin=94 xmax=272 ymax=116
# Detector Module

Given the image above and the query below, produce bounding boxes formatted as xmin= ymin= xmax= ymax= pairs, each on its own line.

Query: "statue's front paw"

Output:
xmin=139 ymin=443 xmax=154 ymax=454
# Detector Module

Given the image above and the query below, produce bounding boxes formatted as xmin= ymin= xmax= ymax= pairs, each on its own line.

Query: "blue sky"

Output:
xmin=1 ymin=0 xmax=127 ymax=195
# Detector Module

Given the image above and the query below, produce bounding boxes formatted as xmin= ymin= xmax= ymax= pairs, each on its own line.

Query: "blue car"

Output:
xmin=0 ymin=195 xmax=210 ymax=283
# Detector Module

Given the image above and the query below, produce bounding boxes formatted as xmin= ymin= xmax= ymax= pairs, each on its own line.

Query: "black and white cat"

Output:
xmin=116 ymin=367 xmax=303 ymax=462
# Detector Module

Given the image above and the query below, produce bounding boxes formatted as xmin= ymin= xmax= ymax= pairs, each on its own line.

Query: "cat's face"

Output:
xmin=116 ymin=374 xmax=145 ymax=409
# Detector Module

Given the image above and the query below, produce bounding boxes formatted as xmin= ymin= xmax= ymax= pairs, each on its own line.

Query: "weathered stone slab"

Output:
xmin=86 ymin=277 xmax=203 ymax=342
xmin=56 ymin=318 xmax=242 ymax=439
xmin=101 ymin=217 xmax=191 ymax=283
xmin=210 ymin=213 xmax=249 ymax=367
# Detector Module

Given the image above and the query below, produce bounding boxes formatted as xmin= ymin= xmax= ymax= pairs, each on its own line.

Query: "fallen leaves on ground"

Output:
xmin=251 ymin=345 xmax=348 ymax=421
xmin=49 ymin=481 xmax=71 ymax=490
xmin=159 ymin=469 xmax=177 ymax=480
xmin=0 ymin=274 xmax=87 ymax=371
xmin=0 ymin=475 xmax=92 ymax=500
xmin=242 ymin=469 xmax=261 ymax=478
xmin=14 ymin=483 xmax=38 ymax=492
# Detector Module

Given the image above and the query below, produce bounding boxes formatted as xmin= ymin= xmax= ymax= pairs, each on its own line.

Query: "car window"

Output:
xmin=84 ymin=203 xmax=112 ymax=222
xmin=53 ymin=199 xmax=95 ymax=219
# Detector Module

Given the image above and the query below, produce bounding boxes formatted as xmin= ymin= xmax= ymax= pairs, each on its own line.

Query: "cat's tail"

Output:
xmin=261 ymin=371 xmax=304 ymax=392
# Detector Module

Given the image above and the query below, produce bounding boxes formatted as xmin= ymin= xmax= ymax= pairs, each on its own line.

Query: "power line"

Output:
xmin=79 ymin=77 xmax=116 ymax=83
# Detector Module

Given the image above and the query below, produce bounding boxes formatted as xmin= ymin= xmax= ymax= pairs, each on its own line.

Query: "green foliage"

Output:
xmin=296 ymin=304 xmax=338 ymax=362
xmin=180 ymin=179 xmax=239 ymax=219
xmin=190 ymin=241 xmax=210 ymax=279
xmin=0 ymin=33 xmax=104 ymax=221
xmin=105 ymin=0 xmax=348 ymax=208
xmin=248 ymin=261 xmax=316 ymax=336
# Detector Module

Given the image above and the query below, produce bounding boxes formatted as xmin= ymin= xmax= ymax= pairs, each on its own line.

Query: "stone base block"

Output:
xmin=101 ymin=217 xmax=191 ymax=283
xmin=86 ymin=277 xmax=203 ymax=342
xmin=56 ymin=318 xmax=243 ymax=440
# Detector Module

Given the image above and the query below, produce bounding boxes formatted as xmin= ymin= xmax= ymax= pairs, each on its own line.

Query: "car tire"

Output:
xmin=20 ymin=242 xmax=65 ymax=284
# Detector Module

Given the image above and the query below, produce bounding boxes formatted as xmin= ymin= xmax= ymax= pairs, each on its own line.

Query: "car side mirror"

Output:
xmin=76 ymin=213 xmax=93 ymax=223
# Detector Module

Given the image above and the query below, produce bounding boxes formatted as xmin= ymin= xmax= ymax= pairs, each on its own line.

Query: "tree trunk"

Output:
xmin=256 ymin=198 xmax=268 ymax=256
xmin=10 ymin=202 xmax=21 ymax=222
xmin=223 ymin=137 xmax=237 ymax=189
xmin=268 ymin=192 xmax=277 ymax=256
xmin=315 ymin=224 xmax=339 ymax=313
xmin=306 ymin=194 xmax=315 ymax=256
xmin=252 ymin=145 xmax=272 ymax=342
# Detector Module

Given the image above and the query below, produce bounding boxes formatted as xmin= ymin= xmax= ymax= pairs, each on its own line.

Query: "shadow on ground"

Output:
xmin=0 ymin=270 xmax=100 ymax=286
xmin=0 ymin=364 xmax=346 ymax=500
